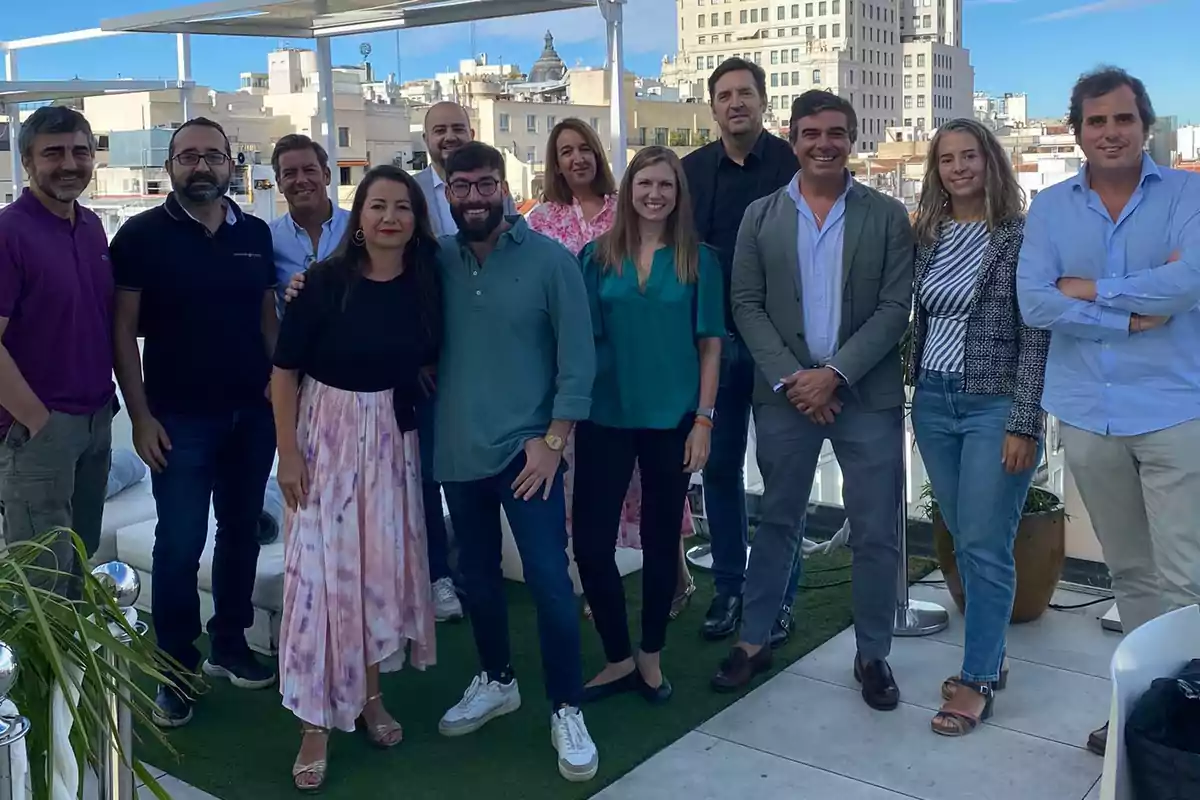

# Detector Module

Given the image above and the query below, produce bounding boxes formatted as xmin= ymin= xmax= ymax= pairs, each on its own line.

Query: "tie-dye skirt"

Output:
xmin=279 ymin=378 xmax=436 ymax=732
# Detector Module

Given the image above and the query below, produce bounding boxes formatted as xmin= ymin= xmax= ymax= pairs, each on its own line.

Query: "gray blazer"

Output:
xmin=730 ymin=180 xmax=915 ymax=410
xmin=414 ymin=164 xmax=517 ymax=237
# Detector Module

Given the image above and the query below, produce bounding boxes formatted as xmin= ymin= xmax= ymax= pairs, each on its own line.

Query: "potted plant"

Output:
xmin=920 ymin=483 xmax=1067 ymax=623
xmin=2 ymin=532 xmax=182 ymax=799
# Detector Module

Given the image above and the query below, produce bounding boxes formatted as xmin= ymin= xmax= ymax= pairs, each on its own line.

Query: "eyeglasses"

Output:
xmin=172 ymin=152 xmax=230 ymax=167
xmin=448 ymin=177 xmax=499 ymax=199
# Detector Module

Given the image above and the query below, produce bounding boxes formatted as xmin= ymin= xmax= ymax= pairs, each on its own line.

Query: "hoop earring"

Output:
xmin=352 ymin=228 xmax=365 ymax=245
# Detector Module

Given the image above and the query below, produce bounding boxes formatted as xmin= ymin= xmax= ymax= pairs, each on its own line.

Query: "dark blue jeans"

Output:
xmin=417 ymin=392 xmax=452 ymax=583
xmin=149 ymin=404 xmax=276 ymax=672
xmin=705 ymin=335 xmax=802 ymax=605
xmin=912 ymin=371 xmax=1041 ymax=682
xmin=442 ymin=453 xmax=582 ymax=708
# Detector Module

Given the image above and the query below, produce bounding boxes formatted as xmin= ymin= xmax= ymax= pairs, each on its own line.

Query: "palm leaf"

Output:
xmin=0 ymin=531 xmax=190 ymax=799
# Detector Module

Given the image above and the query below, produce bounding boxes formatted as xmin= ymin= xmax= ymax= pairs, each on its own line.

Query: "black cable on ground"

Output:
xmin=1049 ymin=595 xmax=1114 ymax=611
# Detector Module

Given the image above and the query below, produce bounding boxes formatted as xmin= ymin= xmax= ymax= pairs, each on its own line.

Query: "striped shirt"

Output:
xmin=919 ymin=220 xmax=989 ymax=373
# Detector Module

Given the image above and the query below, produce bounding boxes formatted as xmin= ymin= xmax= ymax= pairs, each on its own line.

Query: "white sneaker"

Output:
xmin=551 ymin=706 xmax=599 ymax=782
xmin=432 ymin=577 xmax=464 ymax=622
xmin=438 ymin=672 xmax=521 ymax=736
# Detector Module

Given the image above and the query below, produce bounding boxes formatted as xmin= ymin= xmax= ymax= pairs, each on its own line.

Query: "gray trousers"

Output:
xmin=1062 ymin=419 xmax=1200 ymax=634
xmin=742 ymin=400 xmax=904 ymax=660
xmin=0 ymin=404 xmax=113 ymax=597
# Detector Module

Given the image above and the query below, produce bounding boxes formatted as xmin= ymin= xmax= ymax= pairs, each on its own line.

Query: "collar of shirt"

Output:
xmin=1068 ymin=151 xmax=1162 ymax=194
xmin=717 ymin=129 xmax=770 ymax=166
xmin=164 ymin=192 xmax=241 ymax=228
xmin=14 ymin=188 xmax=95 ymax=228
xmin=786 ymin=170 xmax=854 ymax=219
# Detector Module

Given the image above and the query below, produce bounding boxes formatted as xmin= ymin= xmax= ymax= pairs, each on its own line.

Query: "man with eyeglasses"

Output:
xmin=111 ymin=117 xmax=279 ymax=729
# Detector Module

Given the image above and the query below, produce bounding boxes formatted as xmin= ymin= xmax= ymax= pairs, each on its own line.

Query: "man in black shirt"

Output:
xmin=112 ymin=118 xmax=279 ymax=729
xmin=682 ymin=59 xmax=804 ymax=646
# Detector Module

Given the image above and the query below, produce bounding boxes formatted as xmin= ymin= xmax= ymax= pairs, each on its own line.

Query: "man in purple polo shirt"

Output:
xmin=0 ymin=106 xmax=114 ymax=596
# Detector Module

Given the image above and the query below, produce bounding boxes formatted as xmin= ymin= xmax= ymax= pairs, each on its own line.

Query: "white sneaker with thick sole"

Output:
xmin=432 ymin=577 xmax=464 ymax=622
xmin=551 ymin=706 xmax=598 ymax=782
xmin=438 ymin=673 xmax=521 ymax=736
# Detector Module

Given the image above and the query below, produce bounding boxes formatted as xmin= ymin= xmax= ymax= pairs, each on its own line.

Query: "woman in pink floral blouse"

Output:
xmin=527 ymin=118 xmax=697 ymax=619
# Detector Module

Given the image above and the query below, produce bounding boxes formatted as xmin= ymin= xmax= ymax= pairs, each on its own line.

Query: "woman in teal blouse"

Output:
xmin=573 ymin=146 xmax=724 ymax=703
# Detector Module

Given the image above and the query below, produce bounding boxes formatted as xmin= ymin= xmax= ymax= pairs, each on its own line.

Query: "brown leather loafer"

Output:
xmin=711 ymin=646 xmax=772 ymax=693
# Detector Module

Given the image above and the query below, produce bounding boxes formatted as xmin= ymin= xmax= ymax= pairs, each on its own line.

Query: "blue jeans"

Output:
xmin=149 ymin=404 xmax=276 ymax=672
xmin=442 ymin=453 xmax=582 ymax=708
xmin=417 ymin=392 xmax=452 ymax=583
xmin=912 ymin=371 xmax=1041 ymax=683
xmin=705 ymin=335 xmax=802 ymax=605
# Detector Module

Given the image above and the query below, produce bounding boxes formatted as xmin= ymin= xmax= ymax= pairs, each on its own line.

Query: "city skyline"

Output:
xmin=5 ymin=0 xmax=1199 ymax=122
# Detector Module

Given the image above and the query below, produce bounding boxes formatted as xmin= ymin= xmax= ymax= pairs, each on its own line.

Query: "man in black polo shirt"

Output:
xmin=682 ymin=58 xmax=804 ymax=646
xmin=112 ymin=117 xmax=278 ymax=728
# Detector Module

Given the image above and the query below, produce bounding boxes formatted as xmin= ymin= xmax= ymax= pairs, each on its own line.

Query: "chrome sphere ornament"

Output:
xmin=91 ymin=561 xmax=142 ymax=609
xmin=0 ymin=641 xmax=18 ymax=700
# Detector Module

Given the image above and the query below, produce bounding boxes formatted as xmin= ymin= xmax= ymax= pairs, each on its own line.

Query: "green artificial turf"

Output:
xmin=135 ymin=551 xmax=933 ymax=800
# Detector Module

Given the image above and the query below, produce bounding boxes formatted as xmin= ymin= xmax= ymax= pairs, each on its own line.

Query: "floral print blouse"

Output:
xmin=526 ymin=195 xmax=618 ymax=256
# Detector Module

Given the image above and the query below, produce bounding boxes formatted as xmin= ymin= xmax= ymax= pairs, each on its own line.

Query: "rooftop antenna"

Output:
xmin=470 ymin=21 xmax=476 ymax=61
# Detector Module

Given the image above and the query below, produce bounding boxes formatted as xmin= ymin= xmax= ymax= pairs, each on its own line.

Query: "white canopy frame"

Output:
xmin=96 ymin=0 xmax=631 ymax=203
xmin=1 ymin=29 xmax=197 ymax=201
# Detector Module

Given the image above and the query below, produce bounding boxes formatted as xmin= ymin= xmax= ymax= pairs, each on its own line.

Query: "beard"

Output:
xmin=176 ymin=171 xmax=230 ymax=203
xmin=35 ymin=169 xmax=89 ymax=203
xmin=450 ymin=201 xmax=505 ymax=241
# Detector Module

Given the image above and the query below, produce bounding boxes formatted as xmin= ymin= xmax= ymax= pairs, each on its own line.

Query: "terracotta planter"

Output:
xmin=932 ymin=503 xmax=1067 ymax=624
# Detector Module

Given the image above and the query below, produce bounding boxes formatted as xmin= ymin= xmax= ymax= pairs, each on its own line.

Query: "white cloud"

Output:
xmin=1029 ymin=0 xmax=1166 ymax=22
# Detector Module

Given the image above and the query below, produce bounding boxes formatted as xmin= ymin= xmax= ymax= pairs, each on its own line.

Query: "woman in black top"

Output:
xmin=270 ymin=166 xmax=442 ymax=791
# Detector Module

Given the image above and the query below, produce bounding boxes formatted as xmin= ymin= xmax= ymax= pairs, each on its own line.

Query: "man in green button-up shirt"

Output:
xmin=431 ymin=143 xmax=600 ymax=784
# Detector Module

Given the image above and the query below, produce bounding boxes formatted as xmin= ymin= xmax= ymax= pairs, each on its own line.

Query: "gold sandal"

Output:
xmin=669 ymin=580 xmax=696 ymax=620
xmin=358 ymin=692 xmax=403 ymax=749
xmin=292 ymin=726 xmax=328 ymax=793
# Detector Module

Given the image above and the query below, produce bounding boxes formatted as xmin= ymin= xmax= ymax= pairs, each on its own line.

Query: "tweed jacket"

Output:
xmin=908 ymin=216 xmax=1050 ymax=440
xmin=731 ymin=180 xmax=915 ymax=410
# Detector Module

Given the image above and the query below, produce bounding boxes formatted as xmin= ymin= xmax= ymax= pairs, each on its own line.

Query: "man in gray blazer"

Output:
xmin=711 ymin=92 xmax=914 ymax=712
xmin=416 ymin=102 xmax=516 ymax=236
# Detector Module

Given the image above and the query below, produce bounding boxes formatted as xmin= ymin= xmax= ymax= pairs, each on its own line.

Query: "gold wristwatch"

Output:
xmin=543 ymin=433 xmax=566 ymax=452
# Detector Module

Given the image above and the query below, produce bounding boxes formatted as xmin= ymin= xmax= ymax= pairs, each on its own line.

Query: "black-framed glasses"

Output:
xmin=172 ymin=152 xmax=230 ymax=167
xmin=448 ymin=177 xmax=499 ymax=199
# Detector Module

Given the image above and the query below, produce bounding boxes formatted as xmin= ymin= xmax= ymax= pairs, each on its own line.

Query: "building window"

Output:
xmin=548 ymin=115 xmax=556 ymax=129
xmin=706 ymin=55 xmax=715 ymax=69
xmin=741 ymin=9 xmax=749 ymax=23
xmin=791 ymin=26 xmax=800 ymax=35
xmin=819 ymin=1 xmax=827 ymax=14
xmin=771 ymin=73 xmax=779 ymax=87
xmin=771 ymin=50 xmax=780 ymax=64
xmin=712 ymin=12 xmax=719 ymax=25
xmin=917 ymin=74 xmax=926 ymax=88
xmin=526 ymin=147 xmax=537 ymax=162
xmin=654 ymin=127 xmax=668 ymax=146
xmin=791 ymin=70 xmax=800 ymax=84
xmin=832 ymin=0 xmax=840 ymax=11
xmin=805 ymin=25 xmax=813 ymax=38
xmin=832 ymin=23 xmax=840 ymax=36
xmin=724 ymin=11 xmax=732 ymax=24
xmin=791 ymin=3 xmax=800 ymax=18
xmin=791 ymin=46 xmax=800 ymax=59
xmin=903 ymin=75 xmax=912 ymax=89
xmin=590 ymin=117 xmax=600 ymax=130
xmin=499 ymin=113 xmax=510 ymax=132
xmin=526 ymin=114 xmax=537 ymax=133
xmin=904 ymin=117 xmax=912 ymax=126
xmin=819 ymin=24 xmax=826 ymax=37
xmin=805 ymin=2 xmax=813 ymax=16
xmin=917 ymin=53 xmax=926 ymax=68
xmin=917 ymin=95 xmax=926 ymax=108
xmin=781 ymin=73 xmax=789 ymax=87
xmin=754 ymin=52 xmax=762 ymax=63
xmin=781 ymin=49 xmax=789 ymax=63
xmin=777 ymin=6 xmax=785 ymax=20
xmin=339 ymin=166 xmax=352 ymax=185
xmin=904 ymin=54 xmax=912 ymax=68
xmin=923 ymin=14 xmax=931 ymax=27
xmin=698 ymin=14 xmax=705 ymax=27
xmin=904 ymin=95 xmax=913 ymax=109
xmin=337 ymin=127 xmax=351 ymax=148
xmin=812 ymin=68 xmax=821 ymax=84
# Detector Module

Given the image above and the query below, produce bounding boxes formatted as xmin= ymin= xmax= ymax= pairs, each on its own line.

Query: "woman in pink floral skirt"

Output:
xmin=271 ymin=166 xmax=441 ymax=792
xmin=528 ymin=118 xmax=697 ymax=618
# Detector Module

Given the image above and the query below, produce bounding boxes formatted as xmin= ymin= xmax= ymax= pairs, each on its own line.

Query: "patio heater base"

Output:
xmin=894 ymin=599 xmax=950 ymax=637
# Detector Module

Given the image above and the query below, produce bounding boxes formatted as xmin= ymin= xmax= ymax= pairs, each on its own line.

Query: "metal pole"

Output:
xmin=893 ymin=497 xmax=950 ymax=637
xmin=599 ymin=0 xmax=628 ymax=178
xmin=0 ymin=642 xmax=29 ymax=800
xmin=315 ymin=35 xmax=338 ymax=205
xmin=4 ymin=50 xmax=21 ymax=204
xmin=97 ymin=642 xmax=134 ymax=800
xmin=176 ymin=34 xmax=193 ymax=121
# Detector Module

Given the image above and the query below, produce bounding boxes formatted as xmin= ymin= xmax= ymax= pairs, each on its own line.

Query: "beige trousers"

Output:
xmin=1062 ymin=418 xmax=1200 ymax=633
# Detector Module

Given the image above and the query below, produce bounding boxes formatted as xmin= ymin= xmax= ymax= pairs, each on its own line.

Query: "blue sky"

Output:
xmin=5 ymin=0 xmax=1198 ymax=123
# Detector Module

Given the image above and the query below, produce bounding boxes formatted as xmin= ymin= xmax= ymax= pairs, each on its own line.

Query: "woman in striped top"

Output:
xmin=909 ymin=118 xmax=1050 ymax=737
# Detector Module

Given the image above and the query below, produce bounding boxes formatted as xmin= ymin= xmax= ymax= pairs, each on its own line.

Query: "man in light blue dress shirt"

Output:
xmin=268 ymin=134 xmax=465 ymax=624
xmin=1016 ymin=68 xmax=1200 ymax=755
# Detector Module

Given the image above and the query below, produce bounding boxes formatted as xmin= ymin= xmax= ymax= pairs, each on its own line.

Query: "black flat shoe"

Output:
xmin=853 ymin=655 xmax=900 ymax=711
xmin=636 ymin=672 xmax=673 ymax=705
xmin=581 ymin=671 xmax=639 ymax=704
xmin=768 ymin=605 xmax=794 ymax=650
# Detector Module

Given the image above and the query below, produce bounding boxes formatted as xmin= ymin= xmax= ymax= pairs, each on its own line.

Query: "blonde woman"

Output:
xmin=528 ymin=119 xmax=697 ymax=617
xmin=572 ymin=146 xmax=723 ymax=703
xmin=909 ymin=118 xmax=1049 ymax=736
